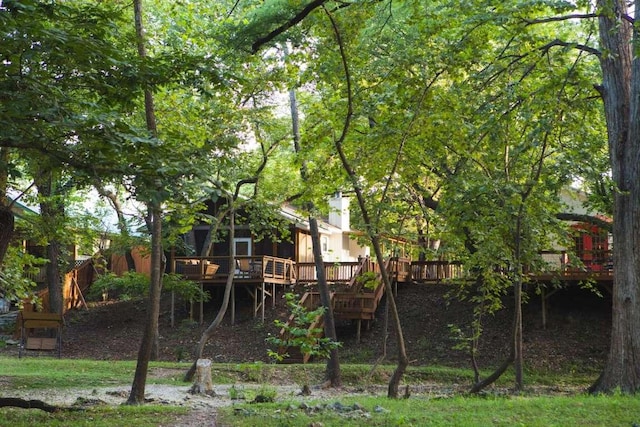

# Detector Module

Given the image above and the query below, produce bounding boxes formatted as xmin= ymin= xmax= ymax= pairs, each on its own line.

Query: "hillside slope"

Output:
xmin=7 ymin=283 xmax=610 ymax=375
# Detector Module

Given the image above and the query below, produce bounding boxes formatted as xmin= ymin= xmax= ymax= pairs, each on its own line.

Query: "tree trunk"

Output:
xmin=128 ymin=0 xmax=162 ymax=404
xmin=513 ymin=277 xmax=523 ymax=390
xmin=0 ymin=148 xmax=13 ymax=265
xmin=35 ymin=173 xmax=64 ymax=315
xmin=45 ymin=241 xmax=63 ymax=314
xmin=590 ymin=0 xmax=640 ymax=393
xmin=0 ymin=206 xmax=13 ymax=267
xmin=287 ymin=72 xmax=342 ymax=387
xmin=309 ymin=216 xmax=342 ymax=387
xmin=94 ymin=183 xmax=137 ymax=271
xmin=184 ymin=210 xmax=237 ymax=382
xmin=189 ymin=359 xmax=215 ymax=396
xmin=369 ymin=237 xmax=409 ymax=398
xmin=470 ymin=308 xmax=519 ymax=393
xmin=127 ymin=205 xmax=163 ymax=404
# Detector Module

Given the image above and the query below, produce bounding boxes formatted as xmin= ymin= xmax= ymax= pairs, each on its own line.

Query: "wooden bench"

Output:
xmin=18 ymin=311 xmax=63 ymax=358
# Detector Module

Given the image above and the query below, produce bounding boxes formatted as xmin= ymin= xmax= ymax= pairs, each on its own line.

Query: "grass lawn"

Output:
xmin=220 ymin=393 xmax=640 ymax=426
xmin=0 ymin=356 xmax=637 ymax=426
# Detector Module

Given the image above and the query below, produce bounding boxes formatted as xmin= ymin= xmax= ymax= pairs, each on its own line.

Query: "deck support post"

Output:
xmin=272 ymin=283 xmax=276 ymax=308
xmin=231 ymin=284 xmax=236 ymax=326
xmin=252 ymin=286 xmax=257 ymax=319
xmin=261 ymin=283 xmax=266 ymax=322
xmin=541 ymin=286 xmax=547 ymax=330
xmin=170 ymin=290 xmax=175 ymax=328
xmin=199 ymin=283 xmax=204 ymax=325
xmin=356 ymin=319 xmax=361 ymax=344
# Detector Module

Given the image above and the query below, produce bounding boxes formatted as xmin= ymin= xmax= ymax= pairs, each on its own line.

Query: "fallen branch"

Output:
xmin=0 ymin=397 xmax=63 ymax=413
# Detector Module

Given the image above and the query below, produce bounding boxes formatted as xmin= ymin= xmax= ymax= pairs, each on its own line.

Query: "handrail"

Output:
xmin=173 ymin=255 xmax=296 ymax=282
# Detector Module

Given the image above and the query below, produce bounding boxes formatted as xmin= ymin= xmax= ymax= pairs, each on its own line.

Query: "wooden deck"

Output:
xmin=172 ymin=255 xmax=296 ymax=325
xmin=171 ymin=251 xmax=614 ymax=358
xmin=173 ymin=255 xmax=296 ymax=286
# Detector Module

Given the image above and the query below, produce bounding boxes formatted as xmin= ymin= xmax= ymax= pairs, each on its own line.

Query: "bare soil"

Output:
xmin=55 ymin=282 xmax=611 ymax=371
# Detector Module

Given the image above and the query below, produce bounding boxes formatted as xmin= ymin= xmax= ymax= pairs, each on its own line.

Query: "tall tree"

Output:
xmin=589 ymin=0 xmax=640 ymax=393
xmin=289 ymin=73 xmax=342 ymax=387
xmin=127 ymin=0 xmax=164 ymax=405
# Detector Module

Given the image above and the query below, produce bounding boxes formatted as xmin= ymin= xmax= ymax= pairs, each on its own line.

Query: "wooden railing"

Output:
xmin=277 ymin=291 xmax=328 ymax=363
xmin=296 ymin=261 xmax=363 ymax=283
xmin=388 ymin=257 xmax=412 ymax=283
xmin=172 ymin=255 xmax=296 ymax=283
xmin=536 ymin=249 xmax=613 ymax=273
xmin=410 ymin=260 xmax=465 ymax=282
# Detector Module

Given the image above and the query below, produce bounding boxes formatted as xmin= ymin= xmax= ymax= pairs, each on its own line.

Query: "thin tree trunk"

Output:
xmin=0 ymin=148 xmax=14 ymax=265
xmin=45 ymin=241 xmax=63 ymax=314
xmin=513 ymin=215 xmax=524 ymax=391
xmin=309 ymin=216 xmax=341 ymax=387
xmin=513 ymin=278 xmax=523 ymax=390
xmin=322 ymin=6 xmax=409 ymax=396
xmin=128 ymin=205 xmax=163 ymax=404
xmin=470 ymin=348 xmax=516 ymax=394
xmin=94 ymin=183 xmax=137 ymax=271
xmin=370 ymin=237 xmax=409 ymax=398
xmin=127 ymin=0 xmax=162 ymax=404
xmin=470 ymin=306 xmax=519 ymax=393
xmin=0 ymin=206 xmax=14 ymax=267
xmin=184 ymin=210 xmax=237 ymax=382
xmin=287 ymin=71 xmax=342 ymax=386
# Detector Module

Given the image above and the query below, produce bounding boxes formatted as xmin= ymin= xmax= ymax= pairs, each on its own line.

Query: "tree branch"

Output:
xmin=0 ymin=398 xmax=66 ymax=413
xmin=251 ymin=0 xmax=329 ymax=53
xmin=524 ymin=13 xmax=598 ymax=25
xmin=539 ymin=38 xmax=600 ymax=57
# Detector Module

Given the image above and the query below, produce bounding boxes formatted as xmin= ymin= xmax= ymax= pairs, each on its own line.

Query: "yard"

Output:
xmin=0 ymin=283 xmax=623 ymax=425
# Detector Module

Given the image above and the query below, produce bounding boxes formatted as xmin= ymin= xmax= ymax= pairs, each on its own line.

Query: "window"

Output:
xmin=321 ymin=236 xmax=329 ymax=253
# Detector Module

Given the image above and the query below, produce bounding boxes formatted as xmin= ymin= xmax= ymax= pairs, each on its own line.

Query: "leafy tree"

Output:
xmin=0 ymin=0 xmax=137 ymax=273
xmin=0 ymin=247 xmax=44 ymax=307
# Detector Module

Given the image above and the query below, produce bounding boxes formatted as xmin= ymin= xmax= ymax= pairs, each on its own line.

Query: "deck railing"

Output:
xmin=172 ymin=255 xmax=296 ymax=283
xmin=296 ymin=261 xmax=364 ymax=283
xmin=277 ymin=291 xmax=327 ymax=363
xmin=172 ymin=252 xmax=613 ymax=286
xmin=536 ymin=249 xmax=613 ymax=273
xmin=410 ymin=260 xmax=465 ymax=282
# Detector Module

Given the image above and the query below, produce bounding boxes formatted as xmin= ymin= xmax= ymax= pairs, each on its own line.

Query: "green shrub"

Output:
xmin=266 ymin=293 xmax=341 ymax=363
xmin=87 ymin=271 xmax=209 ymax=303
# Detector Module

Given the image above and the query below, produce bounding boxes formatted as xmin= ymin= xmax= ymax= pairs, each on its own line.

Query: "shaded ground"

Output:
xmin=0 ymin=282 xmax=611 ymax=426
xmin=49 ymin=282 xmax=611 ymax=372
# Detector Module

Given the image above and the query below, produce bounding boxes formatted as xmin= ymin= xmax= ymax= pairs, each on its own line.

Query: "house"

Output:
xmin=6 ymin=194 xmax=98 ymax=313
xmin=171 ymin=192 xmax=372 ymax=324
xmin=183 ymin=192 xmax=369 ymax=263
xmin=539 ymin=188 xmax=612 ymax=274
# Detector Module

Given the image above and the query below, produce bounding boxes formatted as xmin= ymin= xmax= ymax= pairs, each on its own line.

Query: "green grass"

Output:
xmin=0 ymin=357 xmax=628 ymax=426
xmin=0 ymin=357 xmax=191 ymax=389
xmin=0 ymin=406 xmax=189 ymax=427
xmin=219 ymin=394 xmax=640 ymax=427
xmin=0 ymin=356 xmax=600 ymax=390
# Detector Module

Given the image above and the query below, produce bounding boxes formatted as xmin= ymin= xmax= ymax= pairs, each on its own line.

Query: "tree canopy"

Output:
xmin=3 ymin=0 xmax=636 ymax=396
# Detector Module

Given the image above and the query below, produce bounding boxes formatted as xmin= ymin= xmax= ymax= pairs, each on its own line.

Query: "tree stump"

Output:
xmin=189 ymin=358 xmax=215 ymax=396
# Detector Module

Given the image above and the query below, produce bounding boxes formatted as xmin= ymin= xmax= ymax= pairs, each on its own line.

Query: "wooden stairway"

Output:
xmin=276 ymin=291 xmax=328 ymax=363
xmin=276 ymin=258 xmax=394 ymax=363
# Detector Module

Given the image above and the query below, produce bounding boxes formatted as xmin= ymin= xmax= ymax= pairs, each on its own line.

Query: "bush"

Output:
xmin=87 ymin=271 xmax=209 ymax=303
